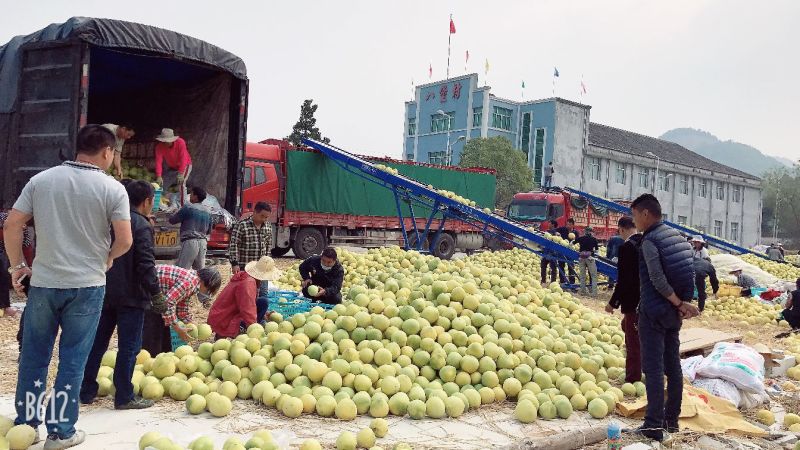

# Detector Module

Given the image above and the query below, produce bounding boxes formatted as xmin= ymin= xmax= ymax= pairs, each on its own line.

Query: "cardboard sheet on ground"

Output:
xmin=616 ymin=384 xmax=767 ymax=437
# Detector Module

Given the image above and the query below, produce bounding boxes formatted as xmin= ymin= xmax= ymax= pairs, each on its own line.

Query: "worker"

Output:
xmin=102 ymin=123 xmax=135 ymax=179
xmin=605 ymin=216 xmax=642 ymax=383
xmin=554 ymin=218 xmax=577 ymax=284
xmin=207 ymin=256 xmax=283 ymax=340
xmin=540 ymin=220 xmax=561 ymax=284
xmin=693 ymin=257 xmax=719 ymax=311
xmin=543 ymin=162 xmax=554 ymax=189
xmin=141 ymin=265 xmax=221 ymax=355
xmin=767 ymin=243 xmax=785 ymax=262
xmin=606 ymin=231 xmax=625 ymax=290
xmin=169 ymin=186 xmax=212 ymax=270
xmin=154 ymin=128 xmax=192 ymax=206
xmin=780 ymin=278 xmax=800 ymax=329
xmin=729 ymin=267 xmax=758 ymax=297
xmin=690 ymin=236 xmax=710 ymax=260
xmin=575 ymin=226 xmax=599 ymax=296
xmin=300 ymin=247 xmax=345 ymax=304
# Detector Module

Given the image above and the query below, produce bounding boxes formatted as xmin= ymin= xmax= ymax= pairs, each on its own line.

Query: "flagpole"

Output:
xmin=552 ymin=75 xmax=555 ymax=96
xmin=446 ymin=14 xmax=452 ymax=79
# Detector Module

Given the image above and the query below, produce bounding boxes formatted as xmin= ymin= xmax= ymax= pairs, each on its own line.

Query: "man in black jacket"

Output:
xmin=80 ymin=180 xmax=164 ymax=409
xmin=300 ymin=247 xmax=345 ymax=304
xmin=693 ymin=258 xmax=719 ymax=312
xmin=605 ymin=216 xmax=642 ymax=383
xmin=554 ymin=218 xmax=577 ymax=284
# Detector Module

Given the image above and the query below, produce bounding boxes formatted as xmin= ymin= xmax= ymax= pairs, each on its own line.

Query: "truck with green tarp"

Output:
xmin=242 ymin=140 xmax=497 ymax=259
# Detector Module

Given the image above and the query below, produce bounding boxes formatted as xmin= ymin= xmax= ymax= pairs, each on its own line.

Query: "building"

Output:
xmin=404 ymin=73 xmax=763 ymax=247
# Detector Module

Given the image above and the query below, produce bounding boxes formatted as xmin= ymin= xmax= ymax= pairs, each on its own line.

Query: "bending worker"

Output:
xmin=154 ymin=128 xmax=192 ymax=206
xmin=300 ymin=247 xmax=345 ymax=304
xmin=729 ymin=267 xmax=758 ymax=297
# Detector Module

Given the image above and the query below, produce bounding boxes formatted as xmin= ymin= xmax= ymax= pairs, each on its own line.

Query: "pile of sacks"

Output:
xmin=711 ymin=254 xmax=778 ymax=287
xmin=681 ymin=342 xmax=770 ymax=409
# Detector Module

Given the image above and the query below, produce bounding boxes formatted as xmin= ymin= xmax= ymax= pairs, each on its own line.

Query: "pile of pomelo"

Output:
xmin=702 ymin=295 xmax=784 ymax=327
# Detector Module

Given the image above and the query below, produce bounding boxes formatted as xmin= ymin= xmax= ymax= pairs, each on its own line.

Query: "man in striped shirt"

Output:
xmin=141 ymin=265 xmax=221 ymax=355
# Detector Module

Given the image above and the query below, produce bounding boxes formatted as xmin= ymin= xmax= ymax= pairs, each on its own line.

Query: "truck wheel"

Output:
xmin=431 ymin=233 xmax=456 ymax=260
xmin=293 ymin=227 xmax=327 ymax=260
xmin=270 ymin=247 xmax=291 ymax=258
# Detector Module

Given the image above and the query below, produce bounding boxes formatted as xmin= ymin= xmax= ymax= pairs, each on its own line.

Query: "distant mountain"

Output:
xmin=659 ymin=128 xmax=790 ymax=177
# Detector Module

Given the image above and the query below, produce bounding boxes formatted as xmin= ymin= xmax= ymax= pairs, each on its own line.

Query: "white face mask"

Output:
xmin=321 ymin=264 xmax=334 ymax=271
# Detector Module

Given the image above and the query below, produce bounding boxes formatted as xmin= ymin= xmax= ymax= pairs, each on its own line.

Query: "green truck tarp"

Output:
xmin=285 ymin=151 xmax=496 ymax=218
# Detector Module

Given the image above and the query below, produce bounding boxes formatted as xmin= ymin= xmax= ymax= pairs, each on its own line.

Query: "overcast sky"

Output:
xmin=1 ymin=0 xmax=797 ymax=159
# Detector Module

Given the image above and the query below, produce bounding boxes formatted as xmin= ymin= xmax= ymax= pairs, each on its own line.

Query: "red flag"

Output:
xmin=429 ymin=63 xmax=433 ymax=79
xmin=450 ymin=17 xmax=456 ymax=34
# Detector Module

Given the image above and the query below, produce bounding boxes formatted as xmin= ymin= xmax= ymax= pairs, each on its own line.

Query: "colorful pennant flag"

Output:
xmin=553 ymin=67 xmax=560 ymax=77
xmin=450 ymin=16 xmax=456 ymax=34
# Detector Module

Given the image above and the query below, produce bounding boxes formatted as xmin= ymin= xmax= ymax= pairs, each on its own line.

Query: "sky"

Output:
xmin=1 ymin=0 xmax=797 ymax=159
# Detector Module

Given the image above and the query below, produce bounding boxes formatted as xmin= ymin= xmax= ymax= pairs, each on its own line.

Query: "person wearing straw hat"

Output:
xmin=208 ymin=256 xmax=283 ymax=339
xmin=690 ymin=235 xmax=710 ymax=261
xmin=729 ymin=266 xmax=757 ymax=297
xmin=154 ymin=128 xmax=192 ymax=206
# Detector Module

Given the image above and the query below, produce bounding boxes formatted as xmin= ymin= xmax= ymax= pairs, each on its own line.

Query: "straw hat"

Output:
xmin=691 ymin=235 xmax=705 ymax=243
xmin=245 ymin=256 xmax=283 ymax=281
xmin=155 ymin=128 xmax=179 ymax=143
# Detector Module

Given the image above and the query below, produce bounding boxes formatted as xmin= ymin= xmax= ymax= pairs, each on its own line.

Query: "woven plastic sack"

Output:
xmin=692 ymin=377 xmax=741 ymax=408
xmin=681 ymin=355 xmax=704 ymax=382
xmin=695 ymin=342 xmax=765 ymax=393
xmin=738 ymin=389 xmax=769 ymax=410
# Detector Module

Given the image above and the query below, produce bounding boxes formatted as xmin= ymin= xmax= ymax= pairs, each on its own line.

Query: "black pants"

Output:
xmin=540 ymin=258 xmax=557 ymax=284
xmin=558 ymin=262 xmax=576 ymax=284
xmin=741 ymin=288 xmax=752 ymax=297
xmin=81 ymin=305 xmax=145 ymax=406
xmin=639 ymin=306 xmax=683 ymax=432
xmin=141 ymin=311 xmax=172 ymax=356
xmin=302 ymin=286 xmax=342 ymax=305
xmin=784 ymin=308 xmax=800 ymax=329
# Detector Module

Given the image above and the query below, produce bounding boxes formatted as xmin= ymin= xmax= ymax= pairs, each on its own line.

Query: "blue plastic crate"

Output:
xmin=152 ymin=188 xmax=162 ymax=212
xmin=170 ymin=328 xmax=187 ymax=351
xmin=268 ymin=291 xmax=334 ymax=317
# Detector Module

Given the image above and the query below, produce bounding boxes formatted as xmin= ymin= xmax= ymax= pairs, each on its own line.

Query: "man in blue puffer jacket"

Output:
xmin=626 ymin=194 xmax=699 ymax=442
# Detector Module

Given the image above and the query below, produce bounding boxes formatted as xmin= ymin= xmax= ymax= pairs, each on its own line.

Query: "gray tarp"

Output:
xmin=0 ymin=16 xmax=247 ymax=113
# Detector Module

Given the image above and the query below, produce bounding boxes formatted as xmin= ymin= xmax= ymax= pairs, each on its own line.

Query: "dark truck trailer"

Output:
xmin=0 ymin=17 xmax=248 ymax=257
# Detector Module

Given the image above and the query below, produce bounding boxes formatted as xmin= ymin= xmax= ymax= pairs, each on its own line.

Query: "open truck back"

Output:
xmin=0 ymin=17 xmax=248 ymax=257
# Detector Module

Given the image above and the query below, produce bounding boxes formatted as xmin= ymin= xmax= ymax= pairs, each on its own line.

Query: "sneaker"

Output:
xmin=623 ymin=425 xmax=665 ymax=442
xmin=33 ymin=428 xmax=41 ymax=444
xmin=43 ymin=430 xmax=85 ymax=450
xmin=115 ymin=396 xmax=154 ymax=410
xmin=663 ymin=420 xmax=679 ymax=433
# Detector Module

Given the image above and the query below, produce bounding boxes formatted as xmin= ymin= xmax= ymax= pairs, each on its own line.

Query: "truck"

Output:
xmin=507 ymin=189 xmax=627 ymax=241
xmin=0 ymin=17 xmax=249 ymax=259
xmin=234 ymin=139 xmax=497 ymax=260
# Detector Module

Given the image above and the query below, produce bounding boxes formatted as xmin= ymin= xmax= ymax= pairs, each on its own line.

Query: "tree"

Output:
xmin=458 ymin=136 xmax=533 ymax=209
xmin=761 ymin=165 xmax=800 ymax=243
xmin=287 ymin=99 xmax=330 ymax=147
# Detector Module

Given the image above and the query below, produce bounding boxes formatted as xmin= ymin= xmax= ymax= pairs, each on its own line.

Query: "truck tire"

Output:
xmin=431 ymin=233 xmax=456 ymax=260
xmin=293 ymin=227 xmax=327 ymax=260
xmin=270 ymin=247 xmax=291 ymax=258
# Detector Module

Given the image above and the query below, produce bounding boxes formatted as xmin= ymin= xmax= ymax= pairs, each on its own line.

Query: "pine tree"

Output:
xmin=287 ymin=99 xmax=330 ymax=147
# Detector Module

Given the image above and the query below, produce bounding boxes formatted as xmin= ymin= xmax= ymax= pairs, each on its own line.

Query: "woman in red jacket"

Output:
xmin=208 ymin=256 xmax=282 ymax=339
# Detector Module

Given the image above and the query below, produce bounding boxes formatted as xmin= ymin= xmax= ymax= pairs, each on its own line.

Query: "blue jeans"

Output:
xmin=638 ymin=305 xmax=683 ymax=431
xmin=15 ymin=286 xmax=105 ymax=439
xmin=80 ymin=305 xmax=145 ymax=406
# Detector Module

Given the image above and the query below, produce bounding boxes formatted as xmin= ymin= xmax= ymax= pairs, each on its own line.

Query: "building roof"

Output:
xmin=588 ymin=123 xmax=759 ymax=181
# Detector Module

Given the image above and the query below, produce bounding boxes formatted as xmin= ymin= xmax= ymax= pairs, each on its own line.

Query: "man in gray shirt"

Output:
xmin=3 ymin=124 xmax=132 ymax=449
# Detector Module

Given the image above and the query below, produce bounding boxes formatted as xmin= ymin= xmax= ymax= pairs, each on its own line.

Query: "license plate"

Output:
xmin=155 ymin=230 xmax=178 ymax=247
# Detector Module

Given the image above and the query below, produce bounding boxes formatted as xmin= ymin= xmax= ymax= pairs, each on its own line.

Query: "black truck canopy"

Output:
xmin=0 ymin=16 xmax=247 ymax=113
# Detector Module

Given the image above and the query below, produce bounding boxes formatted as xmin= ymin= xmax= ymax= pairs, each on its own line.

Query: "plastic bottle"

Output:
xmin=607 ymin=421 xmax=622 ymax=450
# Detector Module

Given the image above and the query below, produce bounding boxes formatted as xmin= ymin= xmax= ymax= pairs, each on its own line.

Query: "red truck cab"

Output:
xmin=507 ymin=190 xmax=625 ymax=241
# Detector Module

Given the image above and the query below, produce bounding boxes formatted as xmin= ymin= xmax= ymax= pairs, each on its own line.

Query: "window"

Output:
xmin=732 ymin=185 xmax=741 ymax=203
xmin=406 ymin=153 xmax=414 ymax=160
xmin=407 ymin=118 xmax=416 ymax=136
xmin=532 ymin=128 xmax=546 ymax=183
xmin=713 ymin=220 xmax=723 ymax=237
xmin=662 ymin=213 xmax=668 ymax=222
xmin=730 ymin=222 xmax=739 ymax=241
xmin=243 ymin=167 xmax=252 ymax=188
xmin=254 ymin=166 xmax=267 ymax=185
xmin=588 ymin=157 xmax=601 ymax=181
xmin=716 ymin=182 xmax=724 ymax=200
xmin=473 ymin=107 xmax=482 ymax=127
xmin=491 ymin=106 xmax=513 ymax=130
xmin=638 ymin=167 xmax=650 ymax=188
xmin=615 ymin=162 xmax=626 ymax=184
xmin=430 ymin=112 xmax=454 ymax=133
xmin=679 ymin=175 xmax=689 ymax=195
xmin=658 ymin=172 xmax=670 ymax=191
xmin=428 ymin=151 xmax=446 ymax=165
xmin=698 ymin=179 xmax=707 ymax=198
xmin=677 ymin=215 xmax=688 ymax=226
xmin=520 ymin=112 xmax=532 ymax=161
